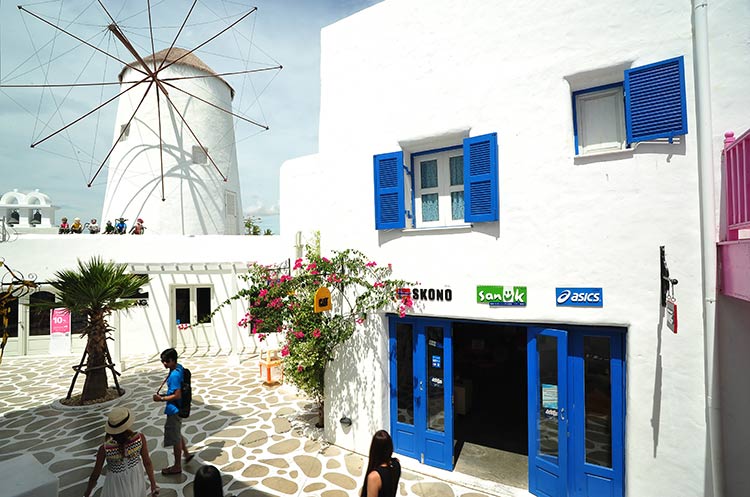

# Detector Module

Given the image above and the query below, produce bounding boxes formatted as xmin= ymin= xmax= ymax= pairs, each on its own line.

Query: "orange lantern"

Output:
xmin=259 ymin=348 xmax=284 ymax=385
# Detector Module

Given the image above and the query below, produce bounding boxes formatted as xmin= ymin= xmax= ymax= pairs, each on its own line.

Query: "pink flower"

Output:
xmin=312 ymin=329 xmax=322 ymax=338
xmin=356 ymin=318 xmax=365 ymax=325
xmin=257 ymin=333 xmax=267 ymax=342
xmin=373 ymin=282 xmax=384 ymax=288
xmin=281 ymin=345 xmax=289 ymax=357
xmin=322 ymin=257 xmax=330 ymax=263
xmin=366 ymin=261 xmax=377 ymax=267
xmin=259 ymin=288 xmax=268 ymax=298
xmin=398 ymin=308 xmax=407 ymax=318
xmin=293 ymin=258 xmax=303 ymax=270
xmin=297 ymin=364 xmax=304 ymax=372
xmin=306 ymin=263 xmax=317 ymax=271
xmin=388 ymin=263 xmax=392 ymax=270
xmin=295 ymin=331 xmax=305 ymax=339
xmin=280 ymin=274 xmax=292 ymax=283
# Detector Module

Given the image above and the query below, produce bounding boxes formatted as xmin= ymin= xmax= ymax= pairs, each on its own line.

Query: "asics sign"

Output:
xmin=555 ymin=287 xmax=603 ymax=307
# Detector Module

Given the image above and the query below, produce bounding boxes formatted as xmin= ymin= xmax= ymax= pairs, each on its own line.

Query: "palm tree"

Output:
xmin=49 ymin=257 xmax=149 ymax=401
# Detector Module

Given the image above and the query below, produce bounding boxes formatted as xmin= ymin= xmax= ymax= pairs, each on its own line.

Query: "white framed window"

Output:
xmin=571 ymin=56 xmax=688 ymax=156
xmin=573 ymin=85 xmax=625 ymax=155
xmin=374 ymin=133 xmax=498 ymax=230
xmin=414 ymin=149 xmax=465 ymax=228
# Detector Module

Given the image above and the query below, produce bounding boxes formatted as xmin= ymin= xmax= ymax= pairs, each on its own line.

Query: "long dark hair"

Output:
xmin=105 ymin=429 xmax=136 ymax=456
xmin=194 ymin=464 xmax=224 ymax=497
xmin=361 ymin=430 xmax=393 ymax=496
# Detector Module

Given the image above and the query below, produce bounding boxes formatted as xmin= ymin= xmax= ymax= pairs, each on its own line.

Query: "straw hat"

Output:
xmin=105 ymin=407 xmax=134 ymax=434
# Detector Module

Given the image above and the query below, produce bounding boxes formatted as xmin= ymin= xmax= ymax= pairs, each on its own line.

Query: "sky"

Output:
xmin=0 ymin=0 xmax=381 ymax=234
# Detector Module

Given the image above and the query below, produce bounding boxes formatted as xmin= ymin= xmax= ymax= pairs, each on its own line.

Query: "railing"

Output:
xmin=723 ymin=129 xmax=750 ymax=240
xmin=719 ymin=129 xmax=750 ymax=301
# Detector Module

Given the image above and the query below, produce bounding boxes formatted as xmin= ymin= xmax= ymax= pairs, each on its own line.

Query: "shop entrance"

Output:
xmin=453 ymin=322 xmax=528 ymax=487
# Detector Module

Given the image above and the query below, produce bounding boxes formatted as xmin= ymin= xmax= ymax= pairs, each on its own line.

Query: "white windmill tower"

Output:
xmin=101 ymin=47 xmax=243 ymax=235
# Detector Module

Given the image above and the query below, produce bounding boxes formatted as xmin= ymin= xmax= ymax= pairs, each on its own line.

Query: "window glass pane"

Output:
xmin=426 ymin=326 xmax=444 ymax=432
xmin=2 ymin=298 xmax=19 ymax=338
xmin=449 ymin=156 xmax=464 ymax=185
xmin=537 ymin=335 xmax=559 ymax=457
xmin=451 ymin=191 xmax=464 ymax=220
xmin=197 ymin=287 xmax=212 ymax=323
xmin=175 ymin=288 xmax=191 ymax=325
xmin=577 ymin=88 xmax=625 ymax=153
xmin=396 ymin=323 xmax=414 ymax=425
xmin=420 ymin=160 xmax=438 ymax=188
xmin=421 ymin=194 xmax=439 ymax=222
xmin=71 ymin=312 xmax=88 ymax=335
xmin=29 ymin=292 xmax=55 ymax=336
xmin=585 ymin=336 xmax=612 ymax=468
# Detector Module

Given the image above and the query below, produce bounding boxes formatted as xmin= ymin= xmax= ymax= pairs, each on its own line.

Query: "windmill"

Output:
xmin=1 ymin=1 xmax=282 ymax=234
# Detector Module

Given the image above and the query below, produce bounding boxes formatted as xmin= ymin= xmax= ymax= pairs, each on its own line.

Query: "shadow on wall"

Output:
xmin=716 ymin=294 xmax=750 ymax=497
xmin=325 ymin=314 xmax=388 ymax=451
xmin=651 ymin=298 xmax=665 ymax=458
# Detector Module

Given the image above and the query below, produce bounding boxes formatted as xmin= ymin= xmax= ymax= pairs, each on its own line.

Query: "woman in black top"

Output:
xmin=361 ymin=430 xmax=401 ymax=497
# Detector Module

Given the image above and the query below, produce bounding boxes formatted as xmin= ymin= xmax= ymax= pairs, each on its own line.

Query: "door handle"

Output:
xmin=560 ymin=407 xmax=566 ymax=421
xmin=419 ymin=380 xmax=424 ymax=391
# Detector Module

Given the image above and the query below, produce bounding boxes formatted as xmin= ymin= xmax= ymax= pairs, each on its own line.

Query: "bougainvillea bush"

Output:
xmin=226 ymin=247 xmax=413 ymax=404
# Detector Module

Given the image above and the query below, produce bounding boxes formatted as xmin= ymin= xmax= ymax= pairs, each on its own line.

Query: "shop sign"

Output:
xmin=314 ymin=287 xmax=332 ymax=313
xmin=398 ymin=287 xmax=453 ymax=302
xmin=555 ymin=287 xmax=603 ymax=307
xmin=476 ymin=285 xmax=527 ymax=307
xmin=49 ymin=308 xmax=71 ymax=356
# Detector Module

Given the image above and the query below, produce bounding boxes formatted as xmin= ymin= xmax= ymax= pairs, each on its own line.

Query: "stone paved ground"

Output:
xmin=0 ymin=353 xmax=525 ymax=497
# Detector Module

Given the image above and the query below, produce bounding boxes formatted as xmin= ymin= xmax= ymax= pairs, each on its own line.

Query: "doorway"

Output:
xmin=453 ymin=322 xmax=528 ymax=488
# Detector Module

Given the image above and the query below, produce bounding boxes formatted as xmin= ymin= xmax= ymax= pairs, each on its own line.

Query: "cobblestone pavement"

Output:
xmin=0 ymin=353 xmax=519 ymax=497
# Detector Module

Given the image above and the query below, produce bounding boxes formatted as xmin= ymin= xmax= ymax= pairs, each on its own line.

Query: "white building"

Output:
xmin=101 ymin=48 xmax=244 ymax=235
xmin=2 ymin=1 xmax=750 ymax=497
xmin=278 ymin=1 xmax=750 ymax=497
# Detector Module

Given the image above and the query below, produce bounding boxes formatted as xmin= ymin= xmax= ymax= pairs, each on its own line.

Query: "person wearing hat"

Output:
xmin=115 ymin=217 xmax=127 ymax=234
xmin=71 ymin=217 xmax=83 ymax=233
xmin=83 ymin=407 xmax=159 ymax=497
xmin=130 ymin=217 xmax=145 ymax=235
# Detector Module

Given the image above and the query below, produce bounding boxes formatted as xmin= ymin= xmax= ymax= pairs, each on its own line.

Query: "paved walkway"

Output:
xmin=0 ymin=352 xmax=522 ymax=497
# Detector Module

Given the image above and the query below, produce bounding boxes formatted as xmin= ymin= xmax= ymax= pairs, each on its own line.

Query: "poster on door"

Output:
xmin=542 ymin=383 xmax=558 ymax=418
xmin=49 ymin=308 xmax=72 ymax=355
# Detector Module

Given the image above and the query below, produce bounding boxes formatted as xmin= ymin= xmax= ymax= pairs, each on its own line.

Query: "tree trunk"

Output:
xmin=81 ymin=314 xmax=109 ymax=402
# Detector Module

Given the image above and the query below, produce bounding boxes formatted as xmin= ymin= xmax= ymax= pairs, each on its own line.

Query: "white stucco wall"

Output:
xmin=102 ymin=62 xmax=243 ymax=235
xmin=0 ymin=234 xmax=287 ymax=359
xmin=279 ymin=1 xmax=750 ymax=496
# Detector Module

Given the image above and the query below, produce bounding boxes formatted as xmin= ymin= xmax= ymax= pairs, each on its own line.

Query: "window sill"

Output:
xmin=574 ymin=147 xmax=634 ymax=160
xmin=402 ymin=224 xmax=473 ymax=234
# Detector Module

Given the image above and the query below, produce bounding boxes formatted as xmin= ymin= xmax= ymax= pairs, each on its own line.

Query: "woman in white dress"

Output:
xmin=83 ymin=407 xmax=159 ymax=497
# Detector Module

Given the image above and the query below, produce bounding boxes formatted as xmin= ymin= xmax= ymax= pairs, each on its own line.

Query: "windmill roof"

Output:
xmin=118 ymin=47 xmax=234 ymax=99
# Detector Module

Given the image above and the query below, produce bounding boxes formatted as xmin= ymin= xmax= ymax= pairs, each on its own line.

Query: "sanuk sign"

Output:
xmin=476 ymin=285 xmax=527 ymax=307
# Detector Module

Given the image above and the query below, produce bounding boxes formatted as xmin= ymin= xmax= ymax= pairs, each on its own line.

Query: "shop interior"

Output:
xmin=453 ymin=322 xmax=528 ymax=489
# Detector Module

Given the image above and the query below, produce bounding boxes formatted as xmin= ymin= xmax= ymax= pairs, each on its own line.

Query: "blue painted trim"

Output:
xmin=572 ymin=83 xmax=624 ymax=155
xmin=411 ymin=144 xmax=463 ymax=157
xmin=624 ymin=55 xmax=687 ymax=143
xmin=373 ymin=151 xmax=406 ymax=230
xmin=463 ymin=133 xmax=499 ymax=223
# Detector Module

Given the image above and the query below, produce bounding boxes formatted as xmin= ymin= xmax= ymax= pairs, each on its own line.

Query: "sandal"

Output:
xmin=161 ymin=467 xmax=182 ymax=475
xmin=184 ymin=453 xmax=195 ymax=463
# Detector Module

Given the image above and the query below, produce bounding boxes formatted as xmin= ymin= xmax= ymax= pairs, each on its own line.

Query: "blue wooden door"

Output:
xmin=390 ymin=318 xmax=454 ymax=470
xmin=568 ymin=331 xmax=625 ymax=497
xmin=528 ymin=327 xmax=569 ymax=497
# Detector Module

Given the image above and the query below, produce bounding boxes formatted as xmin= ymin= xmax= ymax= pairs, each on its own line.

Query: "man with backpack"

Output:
xmin=153 ymin=348 xmax=193 ymax=475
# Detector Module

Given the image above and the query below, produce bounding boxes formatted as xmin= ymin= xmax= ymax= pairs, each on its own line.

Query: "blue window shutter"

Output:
xmin=624 ymin=56 xmax=687 ymax=143
xmin=463 ymin=133 xmax=498 ymax=223
xmin=373 ymin=151 xmax=405 ymax=230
